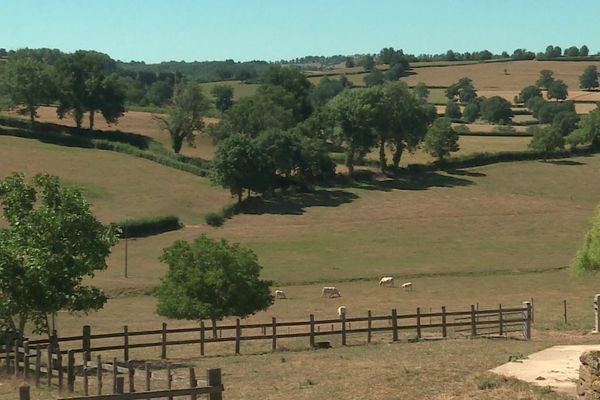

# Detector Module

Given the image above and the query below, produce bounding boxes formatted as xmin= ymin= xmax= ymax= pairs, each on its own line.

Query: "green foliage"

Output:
xmin=462 ymin=101 xmax=480 ymax=123
xmin=581 ymin=45 xmax=590 ymax=57
xmin=547 ymin=79 xmax=568 ymax=101
xmin=445 ymin=77 xmax=476 ymax=103
xmin=566 ymin=109 xmax=600 ymax=148
xmin=537 ymin=101 xmax=575 ymax=124
xmin=155 ymin=82 xmax=208 ymax=153
xmin=481 ymin=96 xmax=513 ymax=124
xmin=528 ymin=126 xmax=564 ymax=158
xmin=210 ymin=84 xmax=234 ymax=113
xmin=571 ymin=207 xmax=600 ymax=275
xmin=491 ymin=125 xmax=517 ymax=135
xmin=413 ymin=82 xmax=429 ymax=103
xmin=423 ymin=118 xmax=459 ymax=161
xmin=453 ymin=124 xmax=471 ymax=135
xmin=358 ymin=55 xmax=375 ymax=71
xmin=536 ymin=70 xmax=555 ymax=89
xmin=384 ymin=64 xmax=405 ymax=81
xmin=155 ymin=235 xmax=273 ymax=321
xmin=518 ymin=85 xmax=542 ymax=104
xmin=552 ymin=111 xmax=579 ymax=136
xmin=0 ymin=173 xmax=118 ymax=336
xmin=204 ymin=212 xmax=224 ymax=227
xmin=261 ymin=65 xmax=313 ymax=122
xmin=311 ymin=76 xmax=345 ymax=108
xmin=144 ymin=81 xmax=173 ymax=106
xmin=115 ymin=215 xmax=182 ymax=238
xmin=445 ymin=100 xmax=462 ymax=119
xmin=526 ymin=96 xmax=545 ymax=117
xmin=364 ymin=69 xmax=385 ymax=87
xmin=564 ymin=46 xmax=580 ymax=57
xmin=579 ymin=65 xmax=599 ymax=90
xmin=1 ymin=57 xmax=53 ymax=125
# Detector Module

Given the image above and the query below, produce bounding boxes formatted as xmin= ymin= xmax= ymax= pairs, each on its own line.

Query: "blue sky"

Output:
xmin=2 ymin=0 xmax=599 ymax=63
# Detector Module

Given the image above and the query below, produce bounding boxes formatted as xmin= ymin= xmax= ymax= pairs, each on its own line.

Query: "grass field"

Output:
xmin=199 ymin=80 xmax=259 ymax=101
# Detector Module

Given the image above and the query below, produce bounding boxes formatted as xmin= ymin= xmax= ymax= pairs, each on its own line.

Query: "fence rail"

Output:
xmin=2 ymin=302 xmax=532 ymax=362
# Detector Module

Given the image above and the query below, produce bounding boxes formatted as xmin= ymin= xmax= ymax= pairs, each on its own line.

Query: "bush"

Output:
xmin=115 ymin=215 xmax=182 ymax=238
xmin=204 ymin=212 xmax=224 ymax=227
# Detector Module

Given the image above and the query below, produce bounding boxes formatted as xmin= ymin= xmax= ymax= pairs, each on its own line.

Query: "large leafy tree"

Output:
xmin=423 ymin=117 xmax=459 ymax=161
xmin=1 ymin=57 xmax=53 ymax=126
xmin=55 ymin=50 xmax=125 ymax=129
xmin=481 ymin=96 xmax=513 ymax=124
xmin=327 ymin=88 xmax=378 ymax=177
xmin=518 ymin=85 xmax=542 ymax=104
xmin=547 ymin=79 xmax=568 ymax=101
xmin=260 ymin=65 xmax=313 ymax=122
xmin=0 ymin=173 xmax=118 ymax=338
xmin=580 ymin=65 xmax=599 ymax=90
xmin=211 ymin=84 xmax=234 ymax=113
xmin=536 ymin=70 xmax=555 ymax=89
xmin=567 ymin=109 xmax=600 ymax=148
xmin=156 ymin=235 xmax=273 ymax=336
xmin=156 ymin=82 xmax=208 ymax=153
xmin=571 ymin=207 xmax=600 ymax=275
xmin=528 ymin=126 xmax=564 ymax=160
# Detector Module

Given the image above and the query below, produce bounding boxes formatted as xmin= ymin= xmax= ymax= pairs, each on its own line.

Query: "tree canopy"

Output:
xmin=0 ymin=173 xmax=118 ymax=337
xmin=580 ymin=65 xmax=599 ymax=90
xmin=480 ymin=96 xmax=513 ymax=124
xmin=211 ymin=84 xmax=234 ymax=113
xmin=536 ymin=70 xmax=555 ymax=89
xmin=156 ymin=235 xmax=273 ymax=327
xmin=571 ymin=207 xmax=600 ymax=275
xmin=566 ymin=109 xmax=600 ymax=148
xmin=528 ymin=126 xmax=564 ymax=159
xmin=423 ymin=117 xmax=459 ymax=161
xmin=547 ymin=79 xmax=568 ymax=101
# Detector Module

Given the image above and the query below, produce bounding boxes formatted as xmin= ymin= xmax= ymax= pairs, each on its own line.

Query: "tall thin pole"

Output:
xmin=124 ymin=219 xmax=128 ymax=278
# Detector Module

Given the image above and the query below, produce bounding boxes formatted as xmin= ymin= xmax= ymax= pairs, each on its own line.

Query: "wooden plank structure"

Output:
xmin=2 ymin=304 xmax=531 ymax=361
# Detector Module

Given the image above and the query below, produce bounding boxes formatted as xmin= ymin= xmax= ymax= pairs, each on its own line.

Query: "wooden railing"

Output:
xmin=2 ymin=303 xmax=532 ymax=361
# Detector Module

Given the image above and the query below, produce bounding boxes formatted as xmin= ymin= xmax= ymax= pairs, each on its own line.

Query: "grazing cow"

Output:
xmin=337 ymin=306 xmax=347 ymax=318
xmin=275 ymin=289 xmax=287 ymax=299
xmin=401 ymin=282 xmax=413 ymax=291
xmin=322 ymin=286 xmax=341 ymax=298
xmin=379 ymin=277 xmax=394 ymax=287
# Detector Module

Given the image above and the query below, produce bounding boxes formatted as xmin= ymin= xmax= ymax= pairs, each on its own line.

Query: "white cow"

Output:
xmin=379 ymin=277 xmax=394 ymax=287
xmin=275 ymin=289 xmax=287 ymax=299
xmin=337 ymin=306 xmax=347 ymax=318
xmin=401 ymin=282 xmax=413 ymax=291
xmin=322 ymin=286 xmax=341 ymax=298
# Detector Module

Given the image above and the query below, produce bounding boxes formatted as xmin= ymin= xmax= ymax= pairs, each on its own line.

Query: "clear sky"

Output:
xmin=2 ymin=0 xmax=600 ymax=63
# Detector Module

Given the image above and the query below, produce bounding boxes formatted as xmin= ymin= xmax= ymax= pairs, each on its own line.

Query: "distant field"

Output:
xmin=0 ymin=136 xmax=230 ymax=224
xmin=199 ymin=80 xmax=258 ymax=101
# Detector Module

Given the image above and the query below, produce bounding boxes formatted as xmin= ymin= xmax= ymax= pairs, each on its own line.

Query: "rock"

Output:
xmin=536 ymin=376 xmax=546 ymax=381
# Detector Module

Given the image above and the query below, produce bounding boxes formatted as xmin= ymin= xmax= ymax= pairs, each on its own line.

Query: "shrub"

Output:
xmin=116 ymin=215 xmax=182 ymax=238
xmin=204 ymin=212 xmax=224 ymax=227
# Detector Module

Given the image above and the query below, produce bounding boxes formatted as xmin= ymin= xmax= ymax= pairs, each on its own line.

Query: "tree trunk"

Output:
xmin=89 ymin=111 xmax=95 ymax=130
xmin=379 ymin=137 xmax=387 ymax=172
xmin=392 ymin=138 xmax=404 ymax=173
xmin=29 ymin=108 xmax=35 ymax=129
xmin=171 ymin=134 xmax=183 ymax=153
xmin=237 ymin=190 xmax=242 ymax=205
xmin=346 ymin=149 xmax=355 ymax=178
xmin=211 ymin=318 xmax=217 ymax=339
xmin=18 ymin=314 xmax=26 ymax=338
xmin=74 ymin=108 xmax=83 ymax=129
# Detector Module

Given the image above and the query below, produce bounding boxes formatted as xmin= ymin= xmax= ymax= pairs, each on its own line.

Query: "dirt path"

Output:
xmin=491 ymin=344 xmax=600 ymax=395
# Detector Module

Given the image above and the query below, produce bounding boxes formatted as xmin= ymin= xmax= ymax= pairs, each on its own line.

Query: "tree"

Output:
xmin=1 ymin=57 xmax=53 ymax=126
xmin=423 ymin=118 xmax=459 ymax=161
xmin=536 ymin=101 xmax=575 ymax=124
xmin=445 ymin=100 xmax=462 ymax=119
xmin=581 ymin=45 xmax=590 ymax=57
xmin=0 ymin=173 xmax=118 ymax=337
xmin=413 ymin=82 xmax=429 ymax=103
xmin=358 ymin=55 xmax=375 ymax=71
xmin=518 ymin=85 xmax=542 ymax=104
xmin=571 ymin=207 xmax=600 ymax=274
xmin=552 ymin=111 xmax=579 ymax=136
xmin=211 ymin=84 xmax=234 ymax=112
xmin=156 ymin=82 xmax=208 ymax=153
xmin=144 ymin=81 xmax=173 ymax=106
xmin=566 ymin=109 xmax=600 ymax=148
xmin=480 ymin=96 xmax=513 ymax=124
xmin=55 ymin=50 xmax=124 ymax=129
xmin=261 ymin=65 xmax=313 ymax=122
xmin=564 ymin=46 xmax=580 ymax=57
xmin=579 ymin=65 xmax=599 ymax=90
xmin=385 ymin=64 xmax=405 ymax=81
xmin=526 ymin=96 xmax=545 ymax=117
xmin=363 ymin=69 xmax=385 ymax=87
xmin=462 ymin=100 xmax=481 ymax=123
xmin=345 ymin=57 xmax=355 ymax=68
xmin=156 ymin=235 xmax=273 ymax=334
xmin=327 ymin=88 xmax=378 ymax=177
xmin=536 ymin=70 xmax=555 ymax=89
xmin=310 ymin=76 xmax=345 ymax=108
xmin=210 ymin=133 xmax=271 ymax=202
xmin=547 ymin=79 xmax=568 ymax=101
xmin=445 ymin=77 xmax=476 ymax=103
xmin=528 ymin=126 xmax=564 ymax=160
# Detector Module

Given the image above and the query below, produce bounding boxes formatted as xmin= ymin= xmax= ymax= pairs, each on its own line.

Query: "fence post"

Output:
xmin=189 ymin=367 xmax=197 ymax=400
xmin=235 ymin=319 xmax=241 ymax=355
xmin=46 ymin=344 xmax=53 ymax=387
xmin=367 ymin=310 xmax=372 ymax=343
xmin=530 ymin=297 xmax=535 ymax=323
xmin=595 ymin=294 xmax=600 ymax=333
xmin=309 ymin=314 xmax=315 ymax=347
xmin=391 ymin=309 xmax=398 ymax=342
xmin=341 ymin=313 xmax=347 ymax=346
xmin=145 ymin=362 xmax=151 ymax=391
xmin=67 ymin=350 xmax=75 ymax=392
xmin=82 ymin=325 xmax=91 ymax=361
xmin=35 ymin=345 xmax=41 ymax=388
xmin=23 ymin=341 xmax=29 ymax=379
xmin=563 ymin=299 xmax=568 ymax=325
xmin=19 ymin=385 xmax=30 ymax=400
xmin=97 ymin=355 xmax=102 ymax=395
xmin=123 ymin=325 xmax=129 ymax=362
xmin=200 ymin=321 xmax=205 ymax=356
xmin=416 ymin=308 xmax=421 ymax=339
xmin=161 ymin=322 xmax=167 ymax=359
xmin=14 ymin=338 xmax=20 ymax=377
xmin=523 ymin=300 xmax=532 ymax=340
xmin=112 ymin=357 xmax=118 ymax=394
xmin=441 ymin=306 xmax=447 ymax=338
xmin=167 ymin=363 xmax=173 ymax=400
xmin=83 ymin=354 xmax=89 ymax=396
xmin=57 ymin=350 xmax=63 ymax=391
xmin=207 ymin=368 xmax=222 ymax=400
xmin=115 ymin=376 xmax=124 ymax=394
xmin=271 ymin=317 xmax=277 ymax=350
xmin=128 ymin=360 xmax=135 ymax=392
xmin=498 ymin=304 xmax=504 ymax=336
xmin=5 ymin=336 xmax=11 ymax=373
xmin=470 ymin=305 xmax=477 ymax=337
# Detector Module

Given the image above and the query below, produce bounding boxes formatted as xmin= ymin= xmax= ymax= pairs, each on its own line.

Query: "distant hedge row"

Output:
xmin=113 ymin=215 xmax=182 ymax=238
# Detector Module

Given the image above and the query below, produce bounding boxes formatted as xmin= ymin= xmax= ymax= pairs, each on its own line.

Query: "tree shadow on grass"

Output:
xmin=444 ymin=169 xmax=487 ymax=178
xmin=347 ymin=169 xmax=475 ymax=192
xmin=240 ymin=190 xmax=359 ymax=216
xmin=544 ymin=160 xmax=586 ymax=166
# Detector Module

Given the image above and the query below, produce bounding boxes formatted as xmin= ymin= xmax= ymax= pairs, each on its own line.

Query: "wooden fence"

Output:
xmin=18 ymin=367 xmax=223 ymax=400
xmin=2 ymin=302 xmax=532 ymax=362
